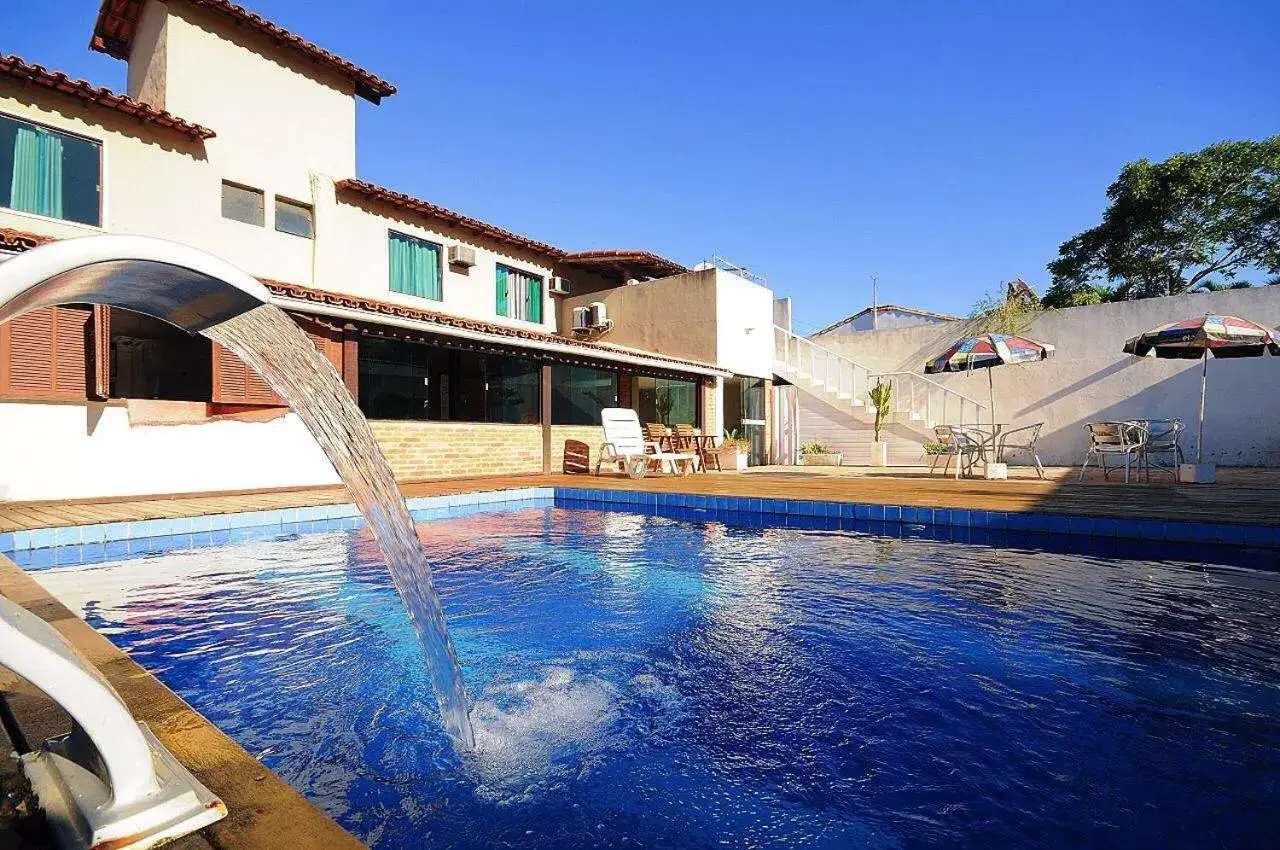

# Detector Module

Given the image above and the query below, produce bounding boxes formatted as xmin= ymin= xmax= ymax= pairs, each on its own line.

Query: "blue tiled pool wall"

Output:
xmin=4 ymin=484 xmax=1277 ymax=563
xmin=554 ymin=488 xmax=1280 ymax=550
xmin=0 ymin=487 xmax=555 ymax=560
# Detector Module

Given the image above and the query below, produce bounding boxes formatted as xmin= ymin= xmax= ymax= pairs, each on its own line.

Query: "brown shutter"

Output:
xmin=90 ymin=305 xmax=111 ymax=400
xmin=0 ymin=306 xmax=91 ymax=400
xmin=211 ymin=342 xmax=284 ymax=405
xmin=291 ymin=313 xmax=344 ymax=374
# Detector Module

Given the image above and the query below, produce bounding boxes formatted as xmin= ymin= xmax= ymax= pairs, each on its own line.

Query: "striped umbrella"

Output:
xmin=1123 ymin=313 xmax=1279 ymax=463
xmin=924 ymin=333 xmax=1055 ymax=426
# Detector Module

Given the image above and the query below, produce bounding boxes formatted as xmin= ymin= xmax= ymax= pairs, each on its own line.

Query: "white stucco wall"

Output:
xmin=714 ymin=268 xmax=775 ymax=379
xmin=0 ymin=403 xmax=338 ymax=501
xmin=815 ymin=287 xmax=1280 ymax=466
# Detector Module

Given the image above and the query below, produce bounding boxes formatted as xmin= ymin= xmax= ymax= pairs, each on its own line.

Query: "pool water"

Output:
xmin=28 ymin=506 xmax=1280 ymax=849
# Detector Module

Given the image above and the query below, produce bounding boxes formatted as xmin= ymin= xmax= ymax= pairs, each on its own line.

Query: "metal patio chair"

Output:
xmin=1139 ymin=419 xmax=1184 ymax=481
xmin=998 ymin=422 xmax=1045 ymax=479
xmin=1079 ymin=421 xmax=1145 ymax=483
xmin=930 ymin=425 xmax=987 ymax=479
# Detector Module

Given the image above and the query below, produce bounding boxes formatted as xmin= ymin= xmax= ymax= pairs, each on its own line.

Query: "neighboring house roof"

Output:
xmin=813 ymin=304 xmax=960 ymax=336
xmin=335 ymin=178 xmax=566 ymax=260
xmin=0 ymin=54 xmax=216 ymax=140
xmin=90 ymin=0 xmax=397 ymax=103
xmin=0 ymin=227 xmax=723 ymax=376
xmin=560 ymin=249 xmax=687 ymax=282
xmin=265 ymin=280 xmax=727 ymax=377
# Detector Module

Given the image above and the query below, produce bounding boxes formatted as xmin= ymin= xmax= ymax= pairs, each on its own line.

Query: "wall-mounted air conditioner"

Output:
xmin=549 ymin=276 xmax=571 ymax=295
xmin=571 ymin=306 xmax=592 ymax=331
xmin=448 ymin=244 xmax=476 ymax=267
xmin=571 ymin=302 xmax=613 ymax=335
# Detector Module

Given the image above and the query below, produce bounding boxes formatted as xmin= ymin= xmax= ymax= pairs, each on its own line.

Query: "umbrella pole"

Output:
xmin=988 ymin=368 xmax=995 ymax=430
xmin=1197 ymin=347 xmax=1208 ymax=464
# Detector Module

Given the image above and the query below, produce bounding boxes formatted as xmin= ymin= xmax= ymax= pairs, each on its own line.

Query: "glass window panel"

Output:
xmin=221 ymin=182 xmax=264 ymax=226
xmin=551 ymin=365 xmax=618 ymax=425
xmin=0 ymin=113 xmax=100 ymax=225
xmin=275 ymin=196 xmax=313 ymax=238
xmin=486 ymin=354 xmax=540 ymax=424
xmin=635 ymin=376 xmax=697 ymax=427
xmin=389 ymin=232 xmax=442 ymax=300
xmin=497 ymin=265 xmax=543 ymax=321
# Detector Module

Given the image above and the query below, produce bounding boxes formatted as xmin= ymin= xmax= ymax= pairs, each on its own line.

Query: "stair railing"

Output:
xmin=868 ymin=371 xmax=990 ymax=429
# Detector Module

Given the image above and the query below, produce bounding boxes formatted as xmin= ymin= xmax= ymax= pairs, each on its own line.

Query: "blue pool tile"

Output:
xmin=79 ymin=524 xmax=106 ymax=545
xmin=1005 ymin=512 xmax=1030 ymax=532
xmin=952 ymin=509 xmax=971 ymax=529
xmin=28 ymin=549 xmax=56 ymax=568
xmin=1046 ymin=515 xmax=1071 ymax=535
xmin=840 ymin=503 xmax=857 ymax=520
xmin=899 ymin=506 xmax=916 ymax=524
xmin=934 ymin=508 xmax=952 ymax=527
xmin=0 ymin=532 xmax=12 ymax=553
xmin=1092 ymin=517 xmax=1117 ymax=538
xmin=884 ymin=505 xmax=902 ymax=523
xmin=869 ymin=504 xmax=885 ymax=522
xmin=30 ymin=528 xmax=56 ymax=549
xmin=1135 ymin=520 xmax=1166 ymax=541
xmin=190 ymin=514 xmax=211 ymax=532
xmin=1215 ymin=524 xmax=1248 ymax=546
xmin=916 ymin=507 xmax=934 ymax=526
xmin=1113 ymin=519 xmax=1141 ymax=540
xmin=987 ymin=512 xmax=1008 ymax=530
xmin=854 ymin=504 xmax=871 ymax=521
xmin=12 ymin=530 xmax=31 ymax=551
xmin=53 ymin=526 xmax=81 ymax=546
xmin=749 ymin=498 xmax=764 ymax=514
xmin=1068 ymin=516 xmax=1093 ymax=536
xmin=1027 ymin=514 xmax=1051 ymax=534
xmin=969 ymin=511 xmax=988 ymax=529
xmin=1244 ymin=525 xmax=1272 ymax=547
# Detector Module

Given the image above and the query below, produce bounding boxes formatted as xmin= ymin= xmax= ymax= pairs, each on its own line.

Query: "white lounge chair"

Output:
xmin=597 ymin=408 xmax=698 ymax=479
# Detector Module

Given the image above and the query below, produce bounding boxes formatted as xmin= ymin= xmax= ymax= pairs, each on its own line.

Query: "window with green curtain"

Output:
xmin=388 ymin=232 xmax=442 ymax=300
xmin=496 ymin=264 xmax=543 ymax=322
xmin=0 ymin=114 xmax=100 ymax=225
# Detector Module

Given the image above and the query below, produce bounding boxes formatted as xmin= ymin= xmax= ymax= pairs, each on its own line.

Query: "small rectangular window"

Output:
xmin=0 ymin=113 xmax=101 ymax=225
xmin=496 ymin=264 xmax=544 ymax=323
xmin=388 ymin=231 xmax=442 ymax=301
xmin=221 ymin=181 xmax=264 ymax=226
xmin=275 ymin=196 xmax=313 ymax=238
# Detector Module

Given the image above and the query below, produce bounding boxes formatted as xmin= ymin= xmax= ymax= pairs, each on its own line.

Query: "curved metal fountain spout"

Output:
xmin=0 ymin=235 xmax=475 ymax=844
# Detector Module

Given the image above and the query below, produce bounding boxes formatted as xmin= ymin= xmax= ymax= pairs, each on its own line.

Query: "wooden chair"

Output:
xmin=673 ymin=424 xmax=709 ymax=472
xmin=643 ymin=422 xmax=671 ymax=452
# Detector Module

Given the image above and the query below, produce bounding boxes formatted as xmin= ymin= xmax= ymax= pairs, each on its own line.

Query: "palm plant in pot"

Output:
xmin=718 ymin=429 xmax=751 ymax=471
xmin=868 ymin=379 xmax=892 ymax=467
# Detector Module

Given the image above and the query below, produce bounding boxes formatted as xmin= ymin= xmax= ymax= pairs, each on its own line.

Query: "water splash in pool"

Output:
xmin=204 ymin=304 xmax=475 ymax=748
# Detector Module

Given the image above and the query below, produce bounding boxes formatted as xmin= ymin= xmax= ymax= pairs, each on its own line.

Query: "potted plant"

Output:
xmin=717 ymin=429 xmax=751 ymax=471
xmin=868 ymin=379 xmax=892 ymax=467
xmin=800 ymin=440 xmax=843 ymax=467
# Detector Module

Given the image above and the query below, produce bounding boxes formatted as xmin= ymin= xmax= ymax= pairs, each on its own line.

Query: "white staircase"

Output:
xmin=773 ymin=326 xmax=989 ymax=462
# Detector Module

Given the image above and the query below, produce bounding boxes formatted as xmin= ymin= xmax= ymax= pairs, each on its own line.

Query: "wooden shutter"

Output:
xmin=90 ymin=305 xmax=111 ymax=400
xmin=0 ymin=305 xmax=91 ymax=400
xmin=209 ymin=313 xmax=341 ymax=406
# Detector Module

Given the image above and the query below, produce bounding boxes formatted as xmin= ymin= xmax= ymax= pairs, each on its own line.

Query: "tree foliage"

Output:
xmin=1043 ymin=136 xmax=1280 ymax=308
xmin=969 ymin=280 xmax=1042 ymax=333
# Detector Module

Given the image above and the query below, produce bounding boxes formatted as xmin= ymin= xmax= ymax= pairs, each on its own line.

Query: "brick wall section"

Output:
xmin=370 ymin=421 xmax=542 ymax=480
xmin=702 ymin=378 xmax=718 ymax=436
xmin=550 ymin=425 xmax=605 ymax=473
xmin=617 ymin=372 xmax=633 ymax=409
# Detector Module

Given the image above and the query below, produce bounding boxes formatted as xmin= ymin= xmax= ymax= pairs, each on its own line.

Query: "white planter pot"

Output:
xmin=801 ymin=453 xmax=843 ymax=467
xmin=731 ymin=450 xmax=749 ymax=471
xmin=870 ymin=441 xmax=889 ymax=468
xmin=984 ymin=462 xmax=1008 ymax=480
xmin=1178 ymin=462 xmax=1216 ymax=484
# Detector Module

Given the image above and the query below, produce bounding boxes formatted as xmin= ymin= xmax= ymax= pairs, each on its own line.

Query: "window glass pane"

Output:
xmin=358 ymin=337 xmax=434 ymax=420
xmin=486 ymin=354 xmax=540 ymax=424
xmin=389 ymin=232 xmax=442 ymax=300
xmin=497 ymin=265 xmax=543 ymax=321
xmin=551 ymin=365 xmax=618 ymax=425
xmin=275 ymin=197 xmax=313 ymax=238
xmin=0 ymin=114 xmax=100 ymax=225
xmin=636 ymin=376 xmax=697 ymax=427
xmin=221 ymin=182 xmax=264 ymax=226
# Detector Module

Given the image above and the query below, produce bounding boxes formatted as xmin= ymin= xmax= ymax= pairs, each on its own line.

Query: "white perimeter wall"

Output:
xmin=714 ymin=269 xmax=775 ymax=379
xmin=0 ymin=403 xmax=338 ymax=501
xmin=814 ymin=286 xmax=1280 ymax=467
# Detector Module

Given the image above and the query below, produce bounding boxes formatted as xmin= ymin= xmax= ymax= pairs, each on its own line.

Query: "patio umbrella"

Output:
xmin=924 ymin=333 xmax=1055 ymax=427
xmin=1122 ymin=313 xmax=1279 ymax=463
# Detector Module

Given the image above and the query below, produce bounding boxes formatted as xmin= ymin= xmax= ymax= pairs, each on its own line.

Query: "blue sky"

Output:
xmin=8 ymin=1 xmax=1280 ymax=333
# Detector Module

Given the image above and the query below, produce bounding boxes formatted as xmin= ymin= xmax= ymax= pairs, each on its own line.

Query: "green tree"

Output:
xmin=970 ymin=279 xmax=1042 ymax=333
xmin=1043 ymin=136 xmax=1280 ymax=307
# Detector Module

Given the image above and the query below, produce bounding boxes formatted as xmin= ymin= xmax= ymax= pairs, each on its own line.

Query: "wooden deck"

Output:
xmin=3 ymin=467 xmax=1279 ymax=532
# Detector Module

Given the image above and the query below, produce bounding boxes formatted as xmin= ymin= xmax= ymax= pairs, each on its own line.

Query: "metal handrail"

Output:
xmin=867 ymin=370 xmax=990 ymax=428
xmin=773 ymin=325 xmax=874 ymax=404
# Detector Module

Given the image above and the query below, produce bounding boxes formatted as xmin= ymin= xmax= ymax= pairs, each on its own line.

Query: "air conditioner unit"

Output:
xmin=589 ymin=302 xmax=608 ymax=326
xmin=549 ymin=276 xmax=571 ymax=295
xmin=571 ymin=306 xmax=591 ymax=331
xmin=448 ymin=244 xmax=476 ymax=267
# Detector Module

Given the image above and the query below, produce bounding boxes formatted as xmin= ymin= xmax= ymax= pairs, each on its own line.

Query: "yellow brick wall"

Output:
xmin=369 ymin=421 xmax=543 ymax=480
xmin=550 ymin=425 xmax=605 ymax=473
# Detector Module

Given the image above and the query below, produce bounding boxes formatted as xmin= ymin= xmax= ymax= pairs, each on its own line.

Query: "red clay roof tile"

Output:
xmin=0 ymin=54 xmax=216 ymax=140
xmin=90 ymin=0 xmax=396 ymax=103
xmin=561 ymin=249 xmax=687 ymax=280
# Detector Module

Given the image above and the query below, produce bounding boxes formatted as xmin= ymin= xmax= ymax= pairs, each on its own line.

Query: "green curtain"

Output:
xmin=389 ymin=234 xmax=440 ymax=300
xmin=526 ymin=277 xmax=542 ymax=323
xmin=10 ymin=125 xmax=63 ymax=219
xmin=496 ymin=266 xmax=509 ymax=316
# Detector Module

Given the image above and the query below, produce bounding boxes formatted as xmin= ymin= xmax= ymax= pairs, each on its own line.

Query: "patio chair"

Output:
xmin=1079 ymin=421 xmax=1144 ymax=483
xmin=930 ymin=425 xmax=987 ymax=479
xmin=673 ymin=424 xmax=710 ymax=472
xmin=1139 ymin=419 xmax=1184 ymax=481
xmin=643 ymin=422 xmax=671 ymax=451
xmin=598 ymin=408 xmax=697 ymax=479
xmin=997 ymin=422 xmax=1045 ymax=479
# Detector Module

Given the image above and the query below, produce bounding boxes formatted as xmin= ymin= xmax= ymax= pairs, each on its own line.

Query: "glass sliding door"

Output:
xmin=724 ymin=376 xmax=767 ymax=465
xmin=635 ymin=376 xmax=697 ymax=427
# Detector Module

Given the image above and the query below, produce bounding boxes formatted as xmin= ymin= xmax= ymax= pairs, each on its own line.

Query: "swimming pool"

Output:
xmin=24 ymin=502 xmax=1280 ymax=849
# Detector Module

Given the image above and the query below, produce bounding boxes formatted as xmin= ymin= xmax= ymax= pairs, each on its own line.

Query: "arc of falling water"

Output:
xmin=206 ymin=306 xmax=475 ymax=748
xmin=0 ymin=236 xmax=475 ymax=750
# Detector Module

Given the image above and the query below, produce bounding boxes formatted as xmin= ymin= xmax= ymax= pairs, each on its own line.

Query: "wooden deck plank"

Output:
xmin=3 ymin=469 xmax=1279 ymax=534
